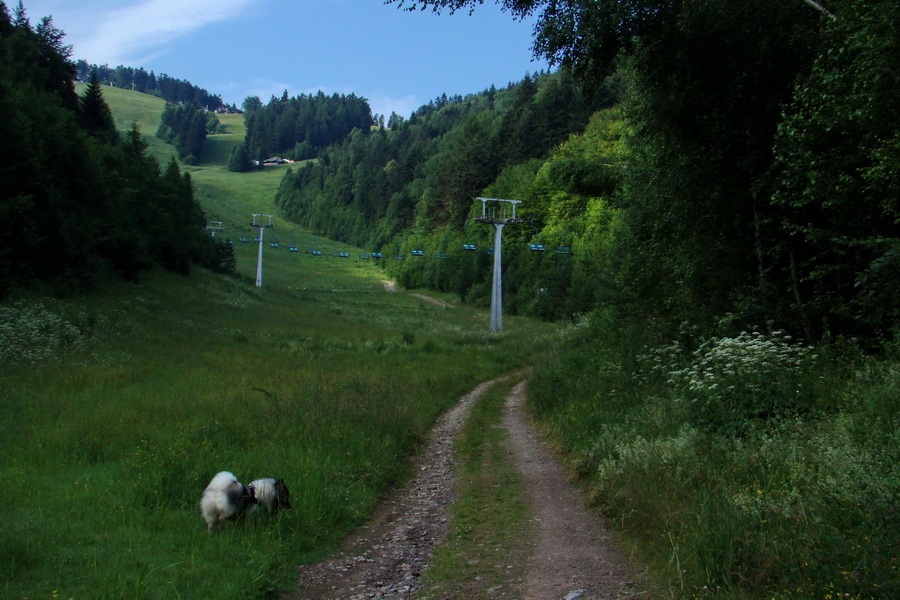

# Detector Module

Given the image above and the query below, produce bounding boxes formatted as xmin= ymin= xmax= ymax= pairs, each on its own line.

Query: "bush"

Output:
xmin=646 ymin=330 xmax=818 ymax=435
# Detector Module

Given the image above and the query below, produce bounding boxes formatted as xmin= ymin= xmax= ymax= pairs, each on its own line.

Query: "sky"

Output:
xmin=19 ymin=0 xmax=549 ymax=118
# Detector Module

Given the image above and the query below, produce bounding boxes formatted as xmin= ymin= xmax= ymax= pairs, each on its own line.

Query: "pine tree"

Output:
xmin=78 ymin=70 xmax=119 ymax=143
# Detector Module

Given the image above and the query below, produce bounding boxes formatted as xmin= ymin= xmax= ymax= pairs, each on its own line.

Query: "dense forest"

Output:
xmin=239 ymin=90 xmax=376 ymax=163
xmin=0 ymin=2 xmax=231 ymax=298
xmin=272 ymin=69 xmax=615 ymax=318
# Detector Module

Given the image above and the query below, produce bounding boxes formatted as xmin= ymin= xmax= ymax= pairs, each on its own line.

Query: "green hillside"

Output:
xmin=97 ymin=86 xmax=328 ymax=279
xmin=80 ymin=83 xmax=178 ymax=166
xmin=1 ymin=85 xmax=556 ymax=599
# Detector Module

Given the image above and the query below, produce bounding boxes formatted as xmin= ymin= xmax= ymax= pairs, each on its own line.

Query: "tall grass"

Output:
xmin=0 ymin=266 xmax=555 ymax=599
xmin=529 ymin=313 xmax=899 ymax=600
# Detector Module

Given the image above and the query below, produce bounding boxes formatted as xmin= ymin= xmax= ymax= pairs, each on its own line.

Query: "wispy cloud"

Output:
xmin=367 ymin=93 xmax=420 ymax=120
xmin=75 ymin=0 xmax=254 ymax=65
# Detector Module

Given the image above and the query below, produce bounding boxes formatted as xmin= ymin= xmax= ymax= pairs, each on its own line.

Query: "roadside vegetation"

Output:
xmin=529 ymin=314 xmax=898 ymax=600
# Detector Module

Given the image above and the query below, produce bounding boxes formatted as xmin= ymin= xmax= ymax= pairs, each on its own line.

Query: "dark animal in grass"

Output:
xmin=199 ymin=471 xmax=257 ymax=532
xmin=248 ymin=478 xmax=291 ymax=514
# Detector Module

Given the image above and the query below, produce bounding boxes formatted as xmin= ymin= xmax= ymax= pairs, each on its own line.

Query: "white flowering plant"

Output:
xmin=0 ymin=301 xmax=91 ymax=364
xmin=646 ymin=330 xmax=818 ymax=434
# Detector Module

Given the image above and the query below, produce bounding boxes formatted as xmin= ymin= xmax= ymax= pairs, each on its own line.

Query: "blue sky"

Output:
xmin=19 ymin=0 xmax=548 ymax=118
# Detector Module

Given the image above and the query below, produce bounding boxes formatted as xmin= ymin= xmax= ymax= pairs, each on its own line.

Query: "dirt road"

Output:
xmin=288 ymin=378 xmax=650 ymax=600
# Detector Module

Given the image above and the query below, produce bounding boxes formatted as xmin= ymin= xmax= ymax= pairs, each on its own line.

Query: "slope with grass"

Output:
xmin=0 ymin=87 xmax=559 ymax=599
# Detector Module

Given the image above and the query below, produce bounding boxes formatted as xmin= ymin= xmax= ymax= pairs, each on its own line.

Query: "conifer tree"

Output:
xmin=79 ymin=70 xmax=119 ymax=144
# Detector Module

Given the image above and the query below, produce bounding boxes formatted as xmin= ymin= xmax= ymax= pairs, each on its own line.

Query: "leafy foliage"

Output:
xmin=772 ymin=0 xmax=900 ymax=340
xmin=273 ymin=70 xmax=613 ymax=318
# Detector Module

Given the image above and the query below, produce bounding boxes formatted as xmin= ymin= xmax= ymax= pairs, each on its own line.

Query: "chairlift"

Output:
xmin=371 ymin=251 xmax=383 ymax=259
xmin=462 ymin=219 xmax=478 ymax=251
xmin=529 ymin=216 xmax=545 ymax=252
xmin=554 ymin=224 xmax=571 ymax=255
xmin=410 ymin=234 xmax=425 ymax=256
xmin=288 ymin=232 xmax=299 ymax=252
xmin=308 ymin=236 xmax=322 ymax=256
xmin=239 ymin=237 xmax=248 ymax=245
xmin=359 ymin=252 xmax=370 ymax=260
xmin=434 ymin=233 xmax=449 ymax=259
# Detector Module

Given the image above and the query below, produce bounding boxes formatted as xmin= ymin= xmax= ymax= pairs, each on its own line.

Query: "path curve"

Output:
xmin=381 ymin=280 xmax=453 ymax=308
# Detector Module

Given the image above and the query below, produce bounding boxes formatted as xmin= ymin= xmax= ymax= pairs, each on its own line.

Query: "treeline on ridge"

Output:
xmin=231 ymin=90 xmax=375 ymax=168
xmin=0 ymin=3 xmax=231 ymax=298
xmin=74 ymin=60 xmax=233 ymax=112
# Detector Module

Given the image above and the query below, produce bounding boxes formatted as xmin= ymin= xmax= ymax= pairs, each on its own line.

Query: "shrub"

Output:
xmin=648 ymin=330 xmax=818 ymax=434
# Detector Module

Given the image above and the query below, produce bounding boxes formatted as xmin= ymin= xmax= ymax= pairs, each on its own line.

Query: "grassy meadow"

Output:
xmin=0 ymin=88 xmax=558 ymax=599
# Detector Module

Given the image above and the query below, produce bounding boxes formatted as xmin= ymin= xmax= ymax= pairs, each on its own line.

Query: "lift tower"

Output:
xmin=251 ymin=213 xmax=274 ymax=288
xmin=475 ymin=197 xmax=523 ymax=332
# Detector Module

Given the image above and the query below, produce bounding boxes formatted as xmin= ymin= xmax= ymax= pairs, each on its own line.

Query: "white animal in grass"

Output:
xmin=199 ymin=471 xmax=257 ymax=532
xmin=248 ymin=478 xmax=291 ymax=514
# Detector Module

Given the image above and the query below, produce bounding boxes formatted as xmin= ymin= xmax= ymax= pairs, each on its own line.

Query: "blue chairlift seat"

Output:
xmin=371 ymin=252 xmax=383 ymax=259
xmin=435 ymin=251 xmax=448 ymax=259
xmin=309 ymin=248 xmax=322 ymax=256
xmin=463 ymin=244 xmax=477 ymax=251
xmin=530 ymin=243 xmax=545 ymax=252
xmin=360 ymin=253 xmax=370 ymax=260
xmin=253 ymin=237 xmax=261 ymax=243
xmin=239 ymin=237 xmax=248 ymax=244
xmin=393 ymin=254 xmax=405 ymax=261
xmin=554 ymin=246 xmax=571 ymax=255
xmin=487 ymin=247 xmax=494 ymax=255
xmin=289 ymin=245 xmax=299 ymax=252
xmin=411 ymin=249 xmax=425 ymax=256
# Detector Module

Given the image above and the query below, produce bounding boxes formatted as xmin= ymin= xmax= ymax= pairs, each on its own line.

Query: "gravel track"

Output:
xmin=286 ymin=377 xmax=651 ymax=600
